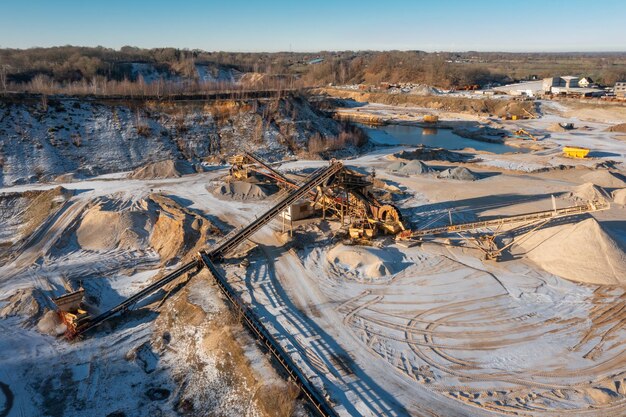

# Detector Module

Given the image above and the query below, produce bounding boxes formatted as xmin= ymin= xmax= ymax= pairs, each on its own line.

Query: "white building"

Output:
xmin=495 ymin=76 xmax=603 ymax=97
xmin=615 ymin=81 xmax=626 ymax=98
xmin=494 ymin=80 xmax=544 ymax=97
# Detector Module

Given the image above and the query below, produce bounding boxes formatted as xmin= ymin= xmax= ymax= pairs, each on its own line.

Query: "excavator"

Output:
xmin=511 ymin=128 xmax=538 ymax=141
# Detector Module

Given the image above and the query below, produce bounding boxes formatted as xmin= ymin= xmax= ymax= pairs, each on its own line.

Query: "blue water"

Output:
xmin=361 ymin=124 xmax=522 ymax=154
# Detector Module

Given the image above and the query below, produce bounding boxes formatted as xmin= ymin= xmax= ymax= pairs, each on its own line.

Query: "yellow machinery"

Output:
xmin=423 ymin=115 xmax=439 ymax=123
xmin=514 ymin=129 xmax=538 ymax=141
xmin=522 ymin=108 xmax=536 ymax=119
xmin=349 ymin=220 xmax=377 ymax=239
xmin=371 ymin=204 xmax=405 ymax=234
xmin=53 ymin=288 xmax=90 ymax=338
xmin=228 ymin=155 xmax=252 ymax=180
xmin=563 ymin=147 xmax=590 ymax=159
xmin=227 ymin=155 xmax=407 ymax=241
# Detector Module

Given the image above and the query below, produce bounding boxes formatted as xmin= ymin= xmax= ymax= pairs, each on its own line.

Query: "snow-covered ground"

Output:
xmin=0 ymin=96 xmax=343 ymax=186
xmin=1 ymin=96 xmax=626 ymax=416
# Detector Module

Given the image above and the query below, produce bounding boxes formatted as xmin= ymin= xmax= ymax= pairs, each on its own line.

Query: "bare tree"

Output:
xmin=0 ymin=65 xmax=7 ymax=93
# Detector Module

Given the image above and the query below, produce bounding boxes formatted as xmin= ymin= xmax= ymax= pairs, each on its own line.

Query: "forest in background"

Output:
xmin=1 ymin=46 xmax=626 ymax=95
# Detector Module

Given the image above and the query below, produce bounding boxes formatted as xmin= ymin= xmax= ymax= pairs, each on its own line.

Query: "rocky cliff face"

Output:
xmin=0 ymin=95 xmax=352 ymax=186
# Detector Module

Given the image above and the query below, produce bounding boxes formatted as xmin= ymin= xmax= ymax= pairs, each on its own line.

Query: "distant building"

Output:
xmin=615 ymin=81 xmax=626 ymax=98
xmin=541 ymin=76 xmax=603 ymax=97
xmin=542 ymin=77 xmax=560 ymax=93
xmin=495 ymin=80 xmax=544 ymax=97
xmin=561 ymin=76 xmax=579 ymax=89
xmin=495 ymin=76 xmax=603 ymax=97
xmin=307 ymin=58 xmax=324 ymax=65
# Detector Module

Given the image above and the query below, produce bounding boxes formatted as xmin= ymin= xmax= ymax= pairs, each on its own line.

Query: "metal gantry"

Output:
xmin=402 ymin=199 xmax=609 ymax=259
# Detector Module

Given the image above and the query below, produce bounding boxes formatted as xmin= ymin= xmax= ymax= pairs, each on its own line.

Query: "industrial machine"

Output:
xmin=398 ymin=199 xmax=608 ymax=260
xmin=228 ymin=152 xmax=406 ymax=239
xmin=563 ymin=146 xmax=590 ymax=159
xmin=52 ymin=288 xmax=90 ymax=338
xmin=512 ymin=129 xmax=538 ymax=141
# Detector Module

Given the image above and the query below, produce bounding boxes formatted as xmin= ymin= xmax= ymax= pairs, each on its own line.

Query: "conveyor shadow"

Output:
xmin=237 ymin=243 xmax=411 ymax=417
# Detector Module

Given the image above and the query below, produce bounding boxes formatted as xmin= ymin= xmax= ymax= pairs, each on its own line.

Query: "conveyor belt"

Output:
xmin=208 ymin=161 xmax=343 ymax=259
xmin=75 ymin=259 xmax=200 ymax=335
xmin=199 ymin=253 xmax=338 ymax=417
xmin=75 ymin=161 xmax=344 ymax=336
xmin=244 ymin=151 xmax=295 ymax=186
xmin=409 ymin=200 xmax=609 ymax=238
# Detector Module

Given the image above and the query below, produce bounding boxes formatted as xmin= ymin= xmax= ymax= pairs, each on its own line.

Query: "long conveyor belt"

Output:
xmin=75 ymin=161 xmax=343 ymax=336
xmin=73 ymin=162 xmax=345 ymax=416
xmin=75 ymin=259 xmax=200 ymax=335
xmin=409 ymin=200 xmax=609 ymax=238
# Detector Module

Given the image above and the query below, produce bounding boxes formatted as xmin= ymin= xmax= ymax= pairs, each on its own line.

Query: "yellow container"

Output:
xmin=423 ymin=115 xmax=439 ymax=123
xmin=563 ymin=147 xmax=590 ymax=158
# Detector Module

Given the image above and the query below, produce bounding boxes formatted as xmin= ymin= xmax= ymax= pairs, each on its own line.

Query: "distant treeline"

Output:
xmin=1 ymin=46 xmax=625 ymax=94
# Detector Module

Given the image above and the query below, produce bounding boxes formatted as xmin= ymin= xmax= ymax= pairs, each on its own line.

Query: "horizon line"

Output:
xmin=2 ymin=44 xmax=626 ymax=55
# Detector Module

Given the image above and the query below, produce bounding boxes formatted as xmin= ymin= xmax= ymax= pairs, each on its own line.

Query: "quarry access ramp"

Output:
xmin=408 ymin=199 xmax=609 ymax=238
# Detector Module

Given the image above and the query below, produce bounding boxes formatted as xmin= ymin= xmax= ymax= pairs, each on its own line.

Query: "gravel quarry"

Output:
xmin=1 ymin=94 xmax=626 ymax=417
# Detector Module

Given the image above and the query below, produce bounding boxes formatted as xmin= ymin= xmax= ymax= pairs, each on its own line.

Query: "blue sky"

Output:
xmin=1 ymin=0 xmax=625 ymax=52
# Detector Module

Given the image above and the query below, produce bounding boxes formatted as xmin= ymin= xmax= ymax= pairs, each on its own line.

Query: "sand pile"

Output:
xmin=606 ymin=123 xmax=626 ymax=133
xmin=53 ymin=173 xmax=76 ymax=183
xmin=148 ymin=194 xmax=221 ymax=264
xmin=565 ymin=183 xmax=611 ymax=203
xmin=212 ymin=181 xmax=272 ymax=200
xmin=129 ymin=159 xmax=195 ymax=180
xmin=496 ymin=101 xmax=535 ymax=118
xmin=612 ymin=188 xmax=626 ymax=205
xmin=76 ymin=202 xmax=150 ymax=251
xmin=408 ymin=84 xmax=441 ymax=96
xmin=548 ymin=123 xmax=573 ymax=132
xmin=0 ymin=288 xmax=49 ymax=323
xmin=580 ymin=170 xmax=626 ymax=188
xmin=394 ymin=146 xmax=473 ymax=163
xmin=453 ymin=126 xmax=507 ymax=143
xmin=386 ymin=161 xmax=406 ymax=172
xmin=515 ymin=218 xmax=626 ymax=285
xmin=326 ymin=244 xmax=404 ymax=279
xmin=399 ymin=160 xmax=434 ymax=175
xmin=73 ymin=194 xmax=220 ymax=264
xmin=438 ymin=166 xmax=479 ymax=181
xmin=21 ymin=186 xmax=73 ymax=238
